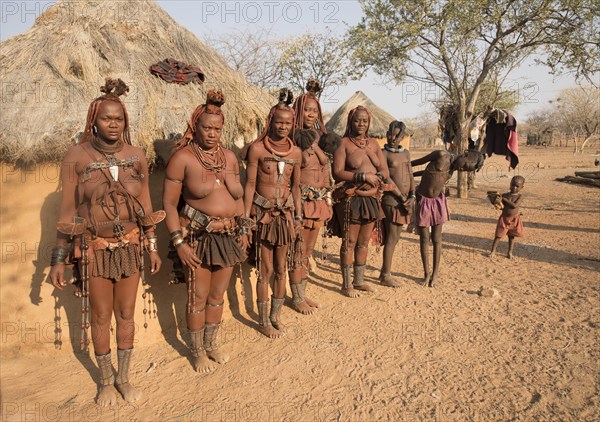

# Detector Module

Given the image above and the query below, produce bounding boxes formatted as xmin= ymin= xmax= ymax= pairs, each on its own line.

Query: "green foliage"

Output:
xmin=347 ymin=0 xmax=597 ymax=195
xmin=541 ymin=2 xmax=600 ymax=84
xmin=348 ymin=0 xmax=596 ymax=114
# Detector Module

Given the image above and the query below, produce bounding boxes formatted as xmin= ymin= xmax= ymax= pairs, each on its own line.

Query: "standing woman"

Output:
xmin=288 ymin=79 xmax=331 ymax=314
xmin=244 ymin=90 xmax=302 ymax=338
xmin=163 ymin=90 xmax=248 ymax=373
xmin=332 ymin=106 xmax=391 ymax=297
xmin=49 ymin=79 xmax=163 ymax=406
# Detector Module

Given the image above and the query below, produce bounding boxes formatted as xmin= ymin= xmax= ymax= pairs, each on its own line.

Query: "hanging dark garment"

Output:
xmin=485 ymin=111 xmax=519 ymax=169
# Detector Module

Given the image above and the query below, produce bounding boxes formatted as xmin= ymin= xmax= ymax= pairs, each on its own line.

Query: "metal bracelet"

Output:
xmin=50 ymin=246 xmax=69 ymax=266
xmin=172 ymin=237 xmax=185 ymax=248
xmin=146 ymin=238 xmax=158 ymax=252
xmin=169 ymin=230 xmax=183 ymax=240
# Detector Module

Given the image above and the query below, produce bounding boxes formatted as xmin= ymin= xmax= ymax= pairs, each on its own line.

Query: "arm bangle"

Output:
xmin=50 ymin=246 xmax=69 ymax=266
xmin=169 ymin=230 xmax=183 ymax=240
xmin=172 ymin=237 xmax=185 ymax=248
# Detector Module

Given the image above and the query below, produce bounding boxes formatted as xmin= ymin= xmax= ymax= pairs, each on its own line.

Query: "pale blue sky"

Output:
xmin=0 ymin=0 xmax=583 ymax=120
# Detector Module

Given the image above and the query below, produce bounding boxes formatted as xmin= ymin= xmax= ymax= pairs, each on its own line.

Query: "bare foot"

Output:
xmin=342 ymin=287 xmax=360 ymax=298
xmin=116 ymin=382 xmax=142 ymax=403
xmin=428 ymin=276 xmax=437 ymax=288
xmin=270 ymin=319 xmax=286 ymax=333
xmin=193 ymin=351 xmax=217 ymax=374
xmin=292 ymin=299 xmax=317 ymax=315
xmin=488 ymin=251 xmax=496 ymax=259
xmin=379 ymin=274 xmax=401 ymax=288
xmin=354 ymin=283 xmax=375 ymax=293
xmin=259 ymin=324 xmax=283 ymax=339
xmin=421 ymin=274 xmax=431 ymax=287
xmin=207 ymin=348 xmax=229 ymax=364
xmin=304 ymin=295 xmax=320 ymax=308
xmin=507 ymin=252 xmax=515 ymax=259
xmin=97 ymin=385 xmax=118 ymax=407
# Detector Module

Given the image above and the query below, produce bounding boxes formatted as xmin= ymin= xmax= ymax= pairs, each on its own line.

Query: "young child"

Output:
xmin=490 ymin=175 xmax=525 ymax=259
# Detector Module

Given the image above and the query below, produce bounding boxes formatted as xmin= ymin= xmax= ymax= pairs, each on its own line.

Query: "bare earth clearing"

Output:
xmin=1 ymin=146 xmax=598 ymax=421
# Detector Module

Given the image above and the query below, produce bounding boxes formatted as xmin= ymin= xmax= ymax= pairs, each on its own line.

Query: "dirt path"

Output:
xmin=1 ymin=147 xmax=598 ymax=421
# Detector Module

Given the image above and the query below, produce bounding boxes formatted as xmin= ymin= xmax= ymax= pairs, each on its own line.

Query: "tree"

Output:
xmin=553 ymin=85 xmax=600 ymax=152
xmin=347 ymin=0 xmax=598 ymax=197
xmin=207 ymin=28 xmax=284 ymax=89
xmin=542 ymin=3 xmax=600 ymax=85
xmin=471 ymin=69 xmax=521 ymax=114
xmin=278 ymin=29 xmax=352 ymax=98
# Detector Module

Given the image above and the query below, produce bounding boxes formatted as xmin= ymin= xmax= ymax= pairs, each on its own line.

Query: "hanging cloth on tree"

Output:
xmin=149 ymin=58 xmax=205 ymax=85
xmin=485 ymin=109 xmax=519 ymax=169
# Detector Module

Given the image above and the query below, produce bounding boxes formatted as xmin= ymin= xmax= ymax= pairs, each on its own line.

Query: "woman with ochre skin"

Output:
xmin=287 ymin=79 xmax=332 ymax=314
xmin=244 ymin=90 xmax=302 ymax=338
xmin=332 ymin=106 xmax=391 ymax=298
xmin=163 ymin=90 xmax=248 ymax=373
xmin=49 ymin=79 xmax=162 ymax=406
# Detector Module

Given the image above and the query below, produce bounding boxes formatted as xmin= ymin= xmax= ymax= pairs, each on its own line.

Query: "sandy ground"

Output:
xmin=1 ymin=146 xmax=599 ymax=421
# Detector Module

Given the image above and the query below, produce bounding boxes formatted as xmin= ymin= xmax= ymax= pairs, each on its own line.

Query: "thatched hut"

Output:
xmin=325 ymin=91 xmax=397 ymax=139
xmin=0 ymin=0 xmax=272 ymax=164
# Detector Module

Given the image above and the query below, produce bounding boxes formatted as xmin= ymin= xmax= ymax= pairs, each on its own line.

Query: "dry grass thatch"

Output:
xmin=0 ymin=0 xmax=273 ymax=164
xmin=325 ymin=91 xmax=397 ymax=138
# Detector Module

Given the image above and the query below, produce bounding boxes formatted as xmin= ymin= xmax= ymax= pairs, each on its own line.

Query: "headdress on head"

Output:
xmin=292 ymin=79 xmax=327 ymax=134
xmin=176 ymin=89 xmax=225 ymax=150
xmin=81 ymin=78 xmax=131 ymax=144
xmin=261 ymin=88 xmax=295 ymax=141
xmin=343 ymin=105 xmax=372 ymax=138
xmin=241 ymin=88 xmax=295 ymax=160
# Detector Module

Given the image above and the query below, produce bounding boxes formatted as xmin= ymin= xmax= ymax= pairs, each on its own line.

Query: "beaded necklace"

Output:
xmin=191 ymin=142 xmax=226 ymax=185
xmin=349 ymin=136 xmax=368 ymax=149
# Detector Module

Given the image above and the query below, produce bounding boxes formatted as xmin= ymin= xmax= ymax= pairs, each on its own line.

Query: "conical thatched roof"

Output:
xmin=0 ymin=0 xmax=272 ymax=163
xmin=326 ymin=91 xmax=396 ymax=138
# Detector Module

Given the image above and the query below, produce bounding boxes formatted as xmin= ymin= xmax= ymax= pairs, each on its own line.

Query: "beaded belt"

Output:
xmin=253 ymin=192 xmax=294 ymax=210
xmin=181 ymin=204 xmax=237 ymax=234
xmin=300 ymin=184 xmax=329 ymax=201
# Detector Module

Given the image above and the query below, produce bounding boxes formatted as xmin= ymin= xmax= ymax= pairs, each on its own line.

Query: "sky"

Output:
xmin=0 ymin=0 xmax=586 ymax=120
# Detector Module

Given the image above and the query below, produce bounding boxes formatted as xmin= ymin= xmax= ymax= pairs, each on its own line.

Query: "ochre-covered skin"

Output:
xmin=244 ymin=107 xmax=302 ymax=338
xmin=163 ymin=92 xmax=246 ymax=373
xmin=288 ymin=93 xmax=332 ymax=314
xmin=49 ymin=80 xmax=160 ymax=405
xmin=332 ymin=107 xmax=391 ymax=297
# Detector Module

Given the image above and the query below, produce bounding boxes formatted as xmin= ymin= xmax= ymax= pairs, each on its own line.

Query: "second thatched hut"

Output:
xmin=325 ymin=91 xmax=398 ymax=141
